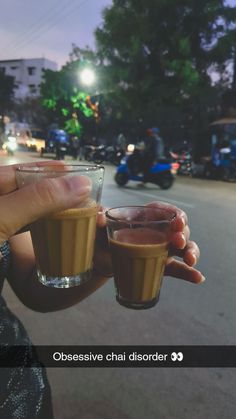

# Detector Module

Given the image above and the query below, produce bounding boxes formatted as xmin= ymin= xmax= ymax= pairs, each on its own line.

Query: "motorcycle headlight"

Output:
xmin=127 ymin=144 xmax=135 ymax=152
xmin=8 ymin=142 xmax=17 ymax=151
xmin=8 ymin=136 xmax=16 ymax=142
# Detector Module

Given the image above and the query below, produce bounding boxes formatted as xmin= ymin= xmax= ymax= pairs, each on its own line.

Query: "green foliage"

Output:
xmin=65 ymin=116 xmax=82 ymax=136
xmin=40 ymin=1 xmax=236 ymax=150
xmin=94 ymin=0 xmax=236 ymax=147
xmin=40 ymin=51 xmax=99 ymax=132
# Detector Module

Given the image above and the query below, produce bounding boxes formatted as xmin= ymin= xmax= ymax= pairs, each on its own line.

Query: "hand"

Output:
xmin=0 ymin=162 xmax=91 ymax=245
xmin=147 ymin=202 xmax=204 ymax=283
xmin=93 ymin=202 xmax=204 ymax=284
xmin=93 ymin=208 xmax=113 ymax=277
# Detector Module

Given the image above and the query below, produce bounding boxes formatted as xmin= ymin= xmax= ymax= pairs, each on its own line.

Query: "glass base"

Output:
xmin=37 ymin=269 xmax=92 ymax=288
xmin=116 ymin=294 xmax=159 ymax=310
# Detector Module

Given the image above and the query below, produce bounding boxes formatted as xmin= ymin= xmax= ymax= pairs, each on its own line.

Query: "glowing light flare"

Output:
xmin=79 ymin=68 xmax=96 ymax=86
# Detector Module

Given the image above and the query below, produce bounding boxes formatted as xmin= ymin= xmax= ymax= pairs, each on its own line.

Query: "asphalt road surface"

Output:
xmin=1 ymin=151 xmax=236 ymax=419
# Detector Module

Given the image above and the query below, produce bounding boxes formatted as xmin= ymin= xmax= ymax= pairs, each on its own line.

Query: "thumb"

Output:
xmin=0 ymin=175 xmax=91 ymax=244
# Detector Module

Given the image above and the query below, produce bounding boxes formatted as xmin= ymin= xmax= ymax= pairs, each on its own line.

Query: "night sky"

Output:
xmin=0 ymin=0 xmax=112 ymax=68
xmin=0 ymin=0 xmax=235 ymax=69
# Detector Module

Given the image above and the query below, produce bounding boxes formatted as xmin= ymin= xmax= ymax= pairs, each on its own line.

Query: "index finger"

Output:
xmin=146 ymin=201 xmax=188 ymax=232
xmin=0 ymin=161 xmax=66 ymax=195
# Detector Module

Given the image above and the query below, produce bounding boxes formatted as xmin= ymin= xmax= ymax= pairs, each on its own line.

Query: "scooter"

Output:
xmin=115 ymin=148 xmax=179 ymax=189
xmin=203 ymin=147 xmax=236 ymax=181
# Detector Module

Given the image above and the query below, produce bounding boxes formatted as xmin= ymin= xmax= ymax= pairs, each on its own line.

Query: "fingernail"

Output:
xmin=192 ymin=253 xmax=197 ymax=266
xmin=181 ymin=215 xmax=186 ymax=227
xmin=200 ymin=275 xmax=206 ymax=283
xmin=180 ymin=233 xmax=186 ymax=249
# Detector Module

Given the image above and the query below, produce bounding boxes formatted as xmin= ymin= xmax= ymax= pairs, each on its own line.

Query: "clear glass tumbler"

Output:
xmin=106 ymin=206 xmax=176 ymax=309
xmin=16 ymin=164 xmax=104 ymax=288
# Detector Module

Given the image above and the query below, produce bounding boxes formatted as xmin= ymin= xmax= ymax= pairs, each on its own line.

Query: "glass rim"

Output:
xmin=16 ymin=163 xmax=104 ymax=174
xmin=105 ymin=205 xmax=176 ymax=223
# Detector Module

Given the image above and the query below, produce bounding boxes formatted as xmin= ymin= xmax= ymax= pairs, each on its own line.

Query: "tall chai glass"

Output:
xmin=16 ymin=164 xmax=104 ymax=288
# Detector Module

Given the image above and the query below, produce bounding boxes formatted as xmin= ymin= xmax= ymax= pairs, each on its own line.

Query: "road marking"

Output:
xmin=123 ymin=189 xmax=195 ymax=209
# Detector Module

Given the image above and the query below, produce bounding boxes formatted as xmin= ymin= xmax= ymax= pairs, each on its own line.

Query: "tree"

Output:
xmin=40 ymin=46 xmax=102 ymax=136
xmin=95 ymin=0 xmax=236 ymax=147
xmin=0 ymin=72 xmax=14 ymax=133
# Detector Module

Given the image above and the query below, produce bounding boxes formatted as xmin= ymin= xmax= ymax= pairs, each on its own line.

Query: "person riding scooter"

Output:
xmin=138 ymin=127 xmax=165 ymax=185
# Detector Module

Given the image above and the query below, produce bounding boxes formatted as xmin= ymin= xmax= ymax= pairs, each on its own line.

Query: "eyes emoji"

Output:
xmin=171 ymin=352 xmax=183 ymax=362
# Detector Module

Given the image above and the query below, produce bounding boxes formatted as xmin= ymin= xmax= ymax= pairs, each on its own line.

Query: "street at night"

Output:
xmin=1 ymin=150 xmax=236 ymax=419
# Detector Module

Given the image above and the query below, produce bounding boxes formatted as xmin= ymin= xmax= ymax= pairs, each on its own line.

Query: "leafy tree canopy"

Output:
xmin=40 ymin=46 xmax=102 ymax=134
xmin=95 ymin=0 xmax=236 ymax=128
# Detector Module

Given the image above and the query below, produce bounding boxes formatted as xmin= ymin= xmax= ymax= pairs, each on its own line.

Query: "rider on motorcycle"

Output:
xmin=138 ymin=127 xmax=165 ymax=185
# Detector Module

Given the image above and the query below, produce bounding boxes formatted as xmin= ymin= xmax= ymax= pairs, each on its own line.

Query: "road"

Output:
xmin=1 ymin=150 xmax=236 ymax=419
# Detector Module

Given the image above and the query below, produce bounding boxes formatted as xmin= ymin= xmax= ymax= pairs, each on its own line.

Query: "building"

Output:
xmin=0 ymin=58 xmax=57 ymax=100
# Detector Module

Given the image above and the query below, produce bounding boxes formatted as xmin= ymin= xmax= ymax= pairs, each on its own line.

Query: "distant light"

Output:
xmin=127 ymin=144 xmax=135 ymax=152
xmin=80 ymin=68 xmax=96 ymax=86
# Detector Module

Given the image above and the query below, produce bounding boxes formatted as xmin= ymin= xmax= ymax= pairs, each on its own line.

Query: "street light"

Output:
xmin=79 ymin=68 xmax=96 ymax=86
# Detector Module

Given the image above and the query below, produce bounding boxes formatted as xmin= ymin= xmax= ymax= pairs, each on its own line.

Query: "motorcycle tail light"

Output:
xmin=171 ymin=162 xmax=180 ymax=175
xmin=172 ymin=163 xmax=180 ymax=170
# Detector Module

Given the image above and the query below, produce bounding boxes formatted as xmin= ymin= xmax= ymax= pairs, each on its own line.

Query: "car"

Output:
xmin=26 ymin=128 xmax=46 ymax=152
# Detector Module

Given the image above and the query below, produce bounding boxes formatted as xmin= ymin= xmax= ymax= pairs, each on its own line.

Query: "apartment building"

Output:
xmin=0 ymin=57 xmax=57 ymax=99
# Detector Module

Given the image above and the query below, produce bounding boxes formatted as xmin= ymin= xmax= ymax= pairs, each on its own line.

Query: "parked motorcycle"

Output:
xmin=203 ymin=148 xmax=236 ymax=181
xmin=169 ymin=149 xmax=193 ymax=176
xmin=41 ymin=129 xmax=69 ymax=159
xmin=84 ymin=145 xmax=97 ymax=161
xmin=115 ymin=148 xmax=179 ymax=189
xmin=93 ymin=145 xmax=125 ymax=165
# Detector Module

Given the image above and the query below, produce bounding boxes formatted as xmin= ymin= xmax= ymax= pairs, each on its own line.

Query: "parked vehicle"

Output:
xmin=170 ymin=148 xmax=193 ymax=176
xmin=203 ymin=118 xmax=236 ymax=181
xmin=93 ymin=145 xmax=125 ymax=165
xmin=115 ymin=147 xmax=179 ymax=189
xmin=26 ymin=129 xmax=46 ymax=152
xmin=84 ymin=144 xmax=97 ymax=161
xmin=41 ymin=129 xmax=69 ymax=159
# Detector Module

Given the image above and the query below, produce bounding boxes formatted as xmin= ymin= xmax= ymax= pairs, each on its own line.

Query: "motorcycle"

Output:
xmin=84 ymin=144 xmax=97 ymax=161
xmin=115 ymin=147 xmax=179 ymax=189
xmin=41 ymin=129 xmax=69 ymax=160
xmin=169 ymin=149 xmax=193 ymax=176
xmin=2 ymin=135 xmax=17 ymax=156
xmin=203 ymin=148 xmax=236 ymax=181
xmin=92 ymin=145 xmax=125 ymax=165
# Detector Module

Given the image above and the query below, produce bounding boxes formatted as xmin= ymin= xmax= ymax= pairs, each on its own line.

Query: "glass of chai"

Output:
xmin=16 ymin=164 xmax=104 ymax=288
xmin=106 ymin=206 xmax=176 ymax=309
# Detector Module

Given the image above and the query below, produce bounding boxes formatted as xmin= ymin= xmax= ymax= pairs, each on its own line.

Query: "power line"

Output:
xmin=1 ymin=0 xmax=78 ymax=54
xmin=2 ymin=0 xmax=89 ymax=58
xmin=1 ymin=0 xmax=71 ymax=52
